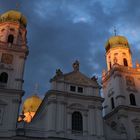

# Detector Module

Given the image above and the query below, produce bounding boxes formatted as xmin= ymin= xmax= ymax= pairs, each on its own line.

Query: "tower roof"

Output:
xmin=0 ymin=10 xmax=27 ymax=27
xmin=105 ymin=35 xmax=130 ymax=52
xmin=22 ymin=95 xmax=42 ymax=113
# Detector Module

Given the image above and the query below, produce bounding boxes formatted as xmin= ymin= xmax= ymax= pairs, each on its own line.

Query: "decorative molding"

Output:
xmin=102 ymin=64 xmax=140 ymax=83
xmin=116 ymin=95 xmax=125 ymax=99
xmin=47 ymin=99 xmax=57 ymax=105
xmin=15 ymin=78 xmax=24 ymax=83
xmin=0 ymin=63 xmax=13 ymax=70
xmin=126 ymin=87 xmax=137 ymax=92
xmin=104 ymin=105 xmax=140 ymax=120
xmin=88 ymin=105 xmax=96 ymax=109
xmin=47 ymin=90 xmax=104 ymax=103
xmin=68 ymin=103 xmax=88 ymax=112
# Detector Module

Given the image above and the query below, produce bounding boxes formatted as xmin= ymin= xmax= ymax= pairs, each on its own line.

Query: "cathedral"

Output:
xmin=0 ymin=9 xmax=140 ymax=140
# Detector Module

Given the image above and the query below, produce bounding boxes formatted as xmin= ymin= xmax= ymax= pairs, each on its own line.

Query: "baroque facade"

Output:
xmin=0 ymin=9 xmax=140 ymax=140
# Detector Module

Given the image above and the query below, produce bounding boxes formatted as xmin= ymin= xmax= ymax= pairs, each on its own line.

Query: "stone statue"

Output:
xmin=73 ymin=60 xmax=79 ymax=71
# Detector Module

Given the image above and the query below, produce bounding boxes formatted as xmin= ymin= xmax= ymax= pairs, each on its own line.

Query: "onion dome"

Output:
xmin=0 ymin=10 xmax=27 ymax=27
xmin=22 ymin=95 xmax=42 ymax=113
xmin=105 ymin=36 xmax=130 ymax=52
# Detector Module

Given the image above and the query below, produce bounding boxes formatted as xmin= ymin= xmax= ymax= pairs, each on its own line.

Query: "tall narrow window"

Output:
xmin=111 ymin=97 xmax=115 ymax=109
xmin=0 ymin=72 xmax=8 ymax=83
xmin=129 ymin=94 xmax=136 ymax=106
xmin=8 ymin=34 xmax=14 ymax=44
xmin=72 ymin=111 xmax=83 ymax=133
xmin=123 ymin=58 xmax=128 ymax=66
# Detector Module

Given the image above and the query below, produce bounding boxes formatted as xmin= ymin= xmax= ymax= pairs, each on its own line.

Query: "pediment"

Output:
xmin=63 ymin=71 xmax=98 ymax=87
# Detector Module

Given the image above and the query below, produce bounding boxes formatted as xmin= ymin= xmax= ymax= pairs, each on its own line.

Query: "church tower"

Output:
xmin=105 ymin=35 xmax=132 ymax=71
xmin=102 ymin=35 xmax=140 ymax=140
xmin=0 ymin=10 xmax=28 ymax=137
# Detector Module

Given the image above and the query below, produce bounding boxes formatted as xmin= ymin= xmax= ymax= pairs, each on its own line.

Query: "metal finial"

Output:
xmin=114 ymin=26 xmax=117 ymax=36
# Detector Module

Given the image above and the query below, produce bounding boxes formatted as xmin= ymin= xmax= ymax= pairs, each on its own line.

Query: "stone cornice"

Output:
xmin=102 ymin=64 xmax=140 ymax=83
xmin=0 ymin=88 xmax=24 ymax=96
xmin=46 ymin=90 xmax=104 ymax=103
xmin=15 ymin=78 xmax=24 ymax=83
xmin=56 ymin=81 xmax=100 ymax=88
xmin=30 ymin=90 xmax=104 ymax=123
xmin=104 ymin=105 xmax=140 ymax=120
xmin=0 ymin=41 xmax=29 ymax=56
xmin=88 ymin=105 xmax=96 ymax=109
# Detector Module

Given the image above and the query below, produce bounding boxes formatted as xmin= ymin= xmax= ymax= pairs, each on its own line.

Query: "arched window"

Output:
xmin=123 ymin=58 xmax=128 ymax=66
xmin=130 ymin=94 xmax=136 ymax=106
xmin=0 ymin=72 xmax=8 ymax=83
xmin=111 ymin=97 xmax=115 ymax=109
xmin=72 ymin=111 xmax=83 ymax=133
xmin=8 ymin=34 xmax=14 ymax=44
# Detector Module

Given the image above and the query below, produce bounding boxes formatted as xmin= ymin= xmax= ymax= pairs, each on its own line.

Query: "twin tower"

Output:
xmin=0 ymin=10 xmax=28 ymax=136
xmin=0 ymin=9 xmax=140 ymax=140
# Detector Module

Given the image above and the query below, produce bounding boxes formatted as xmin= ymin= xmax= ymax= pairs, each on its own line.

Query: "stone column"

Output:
xmin=47 ymin=101 xmax=56 ymax=131
xmin=67 ymin=111 xmax=72 ymax=134
xmin=96 ymin=106 xmax=104 ymax=136
xmin=83 ymin=112 xmax=88 ymax=135
xmin=88 ymin=105 xmax=96 ymax=136
xmin=56 ymin=102 xmax=65 ymax=133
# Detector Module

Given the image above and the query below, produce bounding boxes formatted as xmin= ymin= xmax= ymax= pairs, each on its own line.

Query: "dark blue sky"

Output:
xmin=1 ymin=0 xmax=140 ymax=99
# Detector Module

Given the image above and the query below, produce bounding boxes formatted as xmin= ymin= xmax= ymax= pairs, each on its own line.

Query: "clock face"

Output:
xmin=1 ymin=53 xmax=13 ymax=64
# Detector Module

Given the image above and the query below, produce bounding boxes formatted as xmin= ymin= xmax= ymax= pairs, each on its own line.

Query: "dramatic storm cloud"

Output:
xmin=1 ymin=0 xmax=140 ymax=98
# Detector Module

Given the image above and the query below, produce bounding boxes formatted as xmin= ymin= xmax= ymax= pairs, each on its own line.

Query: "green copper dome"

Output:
xmin=0 ymin=10 xmax=27 ymax=27
xmin=105 ymin=36 xmax=130 ymax=52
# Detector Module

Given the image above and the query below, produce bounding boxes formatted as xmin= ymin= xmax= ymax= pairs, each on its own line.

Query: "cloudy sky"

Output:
xmin=0 ymin=0 xmax=140 ymax=98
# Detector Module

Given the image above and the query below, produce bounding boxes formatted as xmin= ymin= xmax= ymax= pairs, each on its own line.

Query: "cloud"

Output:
xmin=1 ymin=0 xmax=140 ymax=98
